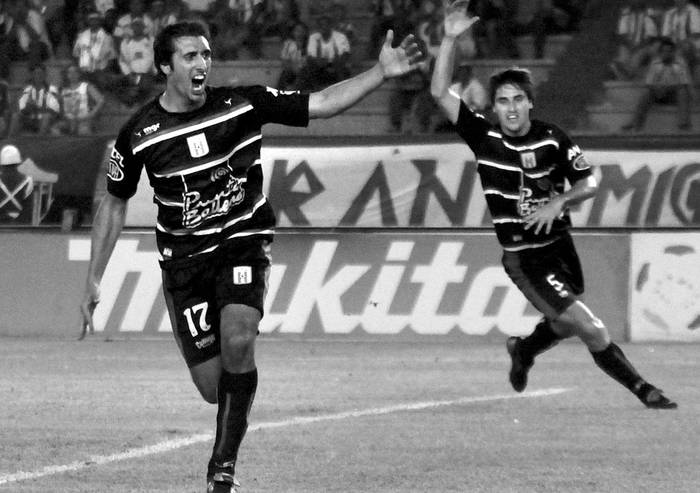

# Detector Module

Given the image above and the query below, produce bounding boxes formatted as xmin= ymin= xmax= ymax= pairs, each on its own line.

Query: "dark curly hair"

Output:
xmin=154 ymin=21 xmax=211 ymax=76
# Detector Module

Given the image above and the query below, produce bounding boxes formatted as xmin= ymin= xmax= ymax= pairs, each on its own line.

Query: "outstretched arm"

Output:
xmin=79 ymin=192 xmax=127 ymax=338
xmin=308 ymin=30 xmax=422 ymax=119
xmin=431 ymin=0 xmax=479 ymax=123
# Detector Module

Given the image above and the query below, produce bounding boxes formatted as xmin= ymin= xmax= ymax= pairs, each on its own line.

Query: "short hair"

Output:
xmin=153 ymin=21 xmax=211 ymax=76
xmin=489 ymin=67 xmax=535 ymax=105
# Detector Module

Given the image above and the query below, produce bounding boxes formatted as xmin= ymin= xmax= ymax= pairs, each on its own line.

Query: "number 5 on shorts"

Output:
xmin=183 ymin=302 xmax=211 ymax=337
xmin=546 ymin=274 xmax=569 ymax=297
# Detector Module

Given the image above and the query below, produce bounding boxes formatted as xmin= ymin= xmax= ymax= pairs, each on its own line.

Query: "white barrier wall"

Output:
xmin=629 ymin=233 xmax=700 ymax=341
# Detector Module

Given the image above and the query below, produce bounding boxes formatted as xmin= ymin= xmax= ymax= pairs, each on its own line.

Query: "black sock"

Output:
xmin=208 ymin=368 xmax=258 ymax=482
xmin=591 ymin=343 xmax=644 ymax=392
xmin=518 ymin=319 xmax=560 ymax=362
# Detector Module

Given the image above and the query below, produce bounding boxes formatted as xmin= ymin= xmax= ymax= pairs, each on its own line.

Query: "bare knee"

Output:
xmin=558 ymin=302 xmax=610 ymax=350
xmin=197 ymin=383 xmax=218 ymax=404
xmin=220 ymin=304 xmax=260 ymax=372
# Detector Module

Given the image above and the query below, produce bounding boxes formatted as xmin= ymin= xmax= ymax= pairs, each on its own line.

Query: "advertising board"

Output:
xmin=629 ymin=233 xmax=700 ymax=341
xmin=0 ymin=231 xmax=629 ymax=341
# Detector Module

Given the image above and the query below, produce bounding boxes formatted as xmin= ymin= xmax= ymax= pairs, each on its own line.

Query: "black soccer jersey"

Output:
xmin=455 ymin=101 xmax=593 ymax=251
xmin=107 ymin=85 xmax=309 ymax=263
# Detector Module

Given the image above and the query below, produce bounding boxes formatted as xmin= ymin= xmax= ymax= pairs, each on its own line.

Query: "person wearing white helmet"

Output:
xmin=0 ymin=145 xmax=33 ymax=223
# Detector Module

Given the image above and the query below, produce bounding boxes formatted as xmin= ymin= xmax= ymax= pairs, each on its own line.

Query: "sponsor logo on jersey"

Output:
xmin=517 ymin=186 xmax=552 ymax=217
xmin=182 ymin=175 xmax=245 ymax=228
xmin=142 ymin=123 xmax=160 ymax=135
xmin=233 ymin=266 xmax=252 ymax=285
xmin=265 ymin=86 xmax=298 ymax=97
xmin=520 ymin=151 xmax=537 ymax=169
xmin=186 ymin=133 xmax=210 ymax=158
xmin=195 ymin=334 xmax=215 ymax=349
xmin=566 ymin=145 xmax=582 ymax=161
xmin=108 ymin=148 xmax=125 ymax=181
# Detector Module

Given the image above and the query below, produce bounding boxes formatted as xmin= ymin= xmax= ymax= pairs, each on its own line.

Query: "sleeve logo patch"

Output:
xmin=108 ymin=148 xmax=125 ymax=181
xmin=572 ymin=154 xmax=590 ymax=171
xmin=233 ymin=266 xmax=252 ymax=285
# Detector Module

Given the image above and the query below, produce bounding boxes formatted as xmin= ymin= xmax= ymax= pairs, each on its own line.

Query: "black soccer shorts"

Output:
xmin=501 ymin=233 xmax=584 ymax=320
xmin=161 ymin=237 xmax=271 ymax=368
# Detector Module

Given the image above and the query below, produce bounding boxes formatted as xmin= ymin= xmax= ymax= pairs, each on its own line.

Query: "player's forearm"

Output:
xmin=557 ymin=175 xmax=598 ymax=208
xmin=308 ymin=64 xmax=384 ymax=119
xmin=430 ymin=36 xmax=458 ymax=101
xmin=86 ymin=194 xmax=127 ymax=286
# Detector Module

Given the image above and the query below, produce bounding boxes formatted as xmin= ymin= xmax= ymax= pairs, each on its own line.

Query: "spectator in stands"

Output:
xmin=0 ymin=144 xmax=33 ymax=224
xmin=206 ymin=0 xmax=246 ymax=60
xmin=113 ymin=0 xmax=154 ymax=43
xmin=516 ymin=0 xmax=584 ymax=59
xmin=229 ymin=0 xmax=266 ymax=58
xmin=265 ymin=0 xmax=299 ymax=38
xmin=117 ymin=17 xmax=156 ymax=104
xmin=388 ymin=38 xmax=434 ymax=133
xmin=417 ymin=0 xmax=444 ymax=59
xmin=54 ymin=64 xmax=105 ymax=135
xmin=2 ymin=0 xmax=52 ymax=68
xmin=661 ymin=0 xmax=700 ymax=77
xmin=470 ymin=0 xmax=520 ymax=58
xmin=0 ymin=77 xmax=9 ymax=138
xmin=623 ymin=37 xmax=693 ymax=132
xmin=277 ymin=20 xmax=308 ymax=90
xmin=304 ymin=13 xmax=351 ymax=89
xmin=150 ymin=0 xmax=177 ymax=38
xmin=73 ymin=11 xmax=117 ymax=76
xmin=331 ymin=1 xmax=355 ymax=47
xmin=610 ymin=0 xmax=660 ymax=80
xmin=0 ymin=0 xmax=12 ymax=79
xmin=9 ymin=63 xmax=60 ymax=136
xmin=368 ymin=0 xmax=420 ymax=59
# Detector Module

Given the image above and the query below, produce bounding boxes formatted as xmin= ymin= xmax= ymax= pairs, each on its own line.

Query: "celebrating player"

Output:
xmin=430 ymin=1 xmax=676 ymax=409
xmin=79 ymin=21 xmax=422 ymax=493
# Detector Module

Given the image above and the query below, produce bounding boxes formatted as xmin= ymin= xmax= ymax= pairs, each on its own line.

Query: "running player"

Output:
xmin=430 ymin=1 xmax=676 ymax=409
xmin=79 ymin=21 xmax=422 ymax=492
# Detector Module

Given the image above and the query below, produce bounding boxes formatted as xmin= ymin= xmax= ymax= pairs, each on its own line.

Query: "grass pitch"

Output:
xmin=0 ymin=337 xmax=697 ymax=492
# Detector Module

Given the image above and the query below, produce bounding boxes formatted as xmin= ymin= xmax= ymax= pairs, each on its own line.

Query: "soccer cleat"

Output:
xmin=636 ymin=383 xmax=678 ymax=410
xmin=207 ymin=474 xmax=240 ymax=493
xmin=506 ymin=337 xmax=533 ymax=393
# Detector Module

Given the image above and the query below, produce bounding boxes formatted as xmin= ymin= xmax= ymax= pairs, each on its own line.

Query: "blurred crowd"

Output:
xmin=611 ymin=0 xmax=700 ymax=132
xmin=10 ymin=0 xmax=673 ymax=139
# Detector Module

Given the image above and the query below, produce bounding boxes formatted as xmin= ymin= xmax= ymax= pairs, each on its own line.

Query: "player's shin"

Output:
xmin=590 ymin=342 xmax=644 ymax=391
xmin=518 ymin=318 xmax=561 ymax=362
xmin=208 ymin=368 xmax=258 ymax=484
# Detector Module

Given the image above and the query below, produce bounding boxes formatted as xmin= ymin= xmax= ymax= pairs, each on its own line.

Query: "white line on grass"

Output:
xmin=0 ymin=387 xmax=571 ymax=485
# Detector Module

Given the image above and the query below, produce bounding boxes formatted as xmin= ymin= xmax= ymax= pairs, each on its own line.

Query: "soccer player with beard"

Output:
xmin=79 ymin=21 xmax=422 ymax=492
xmin=431 ymin=1 xmax=676 ymax=410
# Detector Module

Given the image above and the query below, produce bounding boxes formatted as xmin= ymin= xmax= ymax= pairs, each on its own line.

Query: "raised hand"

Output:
xmin=378 ymin=30 xmax=424 ymax=79
xmin=442 ymin=0 xmax=479 ymax=39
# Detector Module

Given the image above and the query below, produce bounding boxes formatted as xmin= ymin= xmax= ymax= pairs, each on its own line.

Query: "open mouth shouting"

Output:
xmin=191 ymin=73 xmax=207 ymax=94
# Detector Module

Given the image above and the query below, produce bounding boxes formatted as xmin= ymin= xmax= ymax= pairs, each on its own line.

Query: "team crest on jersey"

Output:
xmin=187 ymin=133 xmax=210 ymax=158
xmin=108 ymin=148 xmax=125 ymax=181
xmin=520 ymin=151 xmax=537 ymax=169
